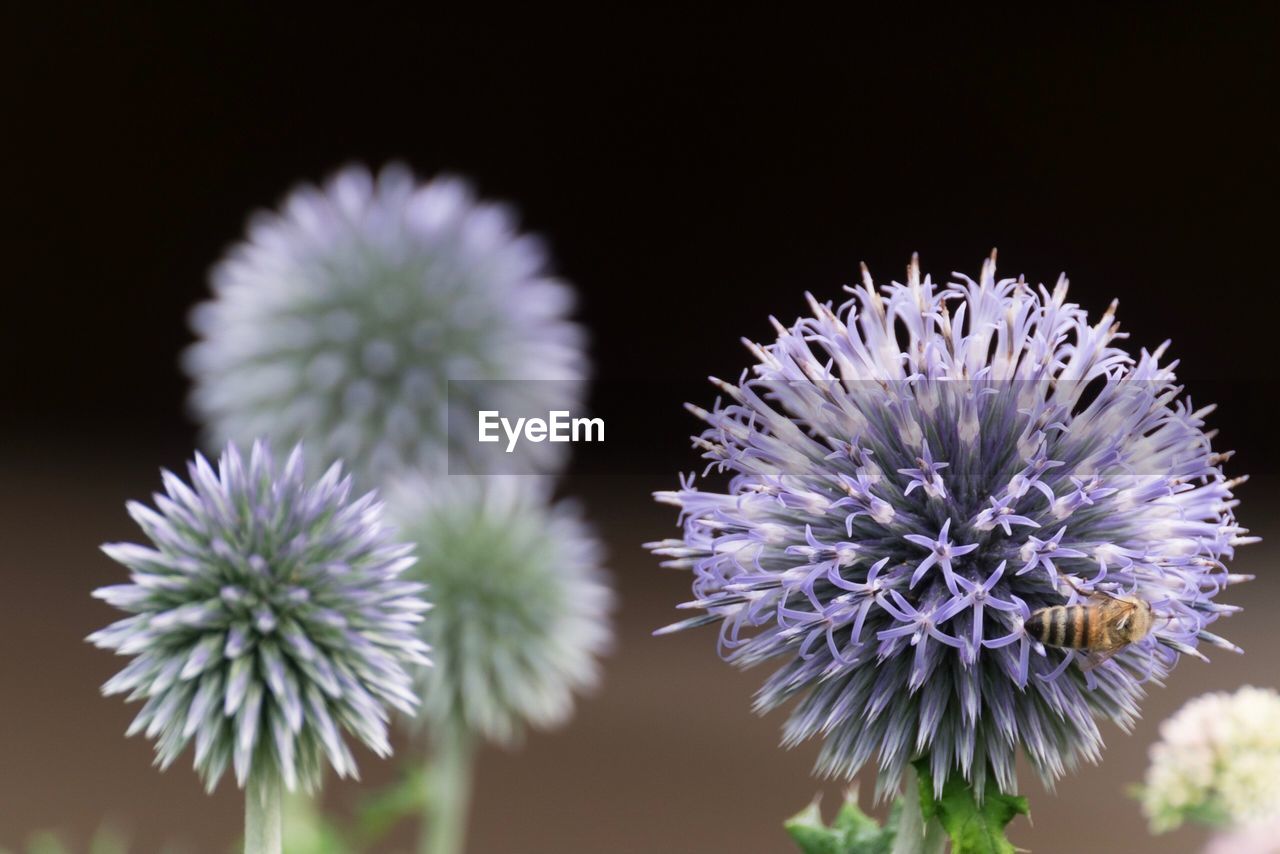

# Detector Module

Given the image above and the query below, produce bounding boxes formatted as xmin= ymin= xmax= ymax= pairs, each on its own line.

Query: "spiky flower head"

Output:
xmin=184 ymin=163 xmax=586 ymax=484
xmin=1140 ymin=686 xmax=1280 ymax=832
xmin=648 ymin=253 xmax=1252 ymax=798
xmin=386 ymin=474 xmax=612 ymax=744
xmin=89 ymin=442 xmax=432 ymax=792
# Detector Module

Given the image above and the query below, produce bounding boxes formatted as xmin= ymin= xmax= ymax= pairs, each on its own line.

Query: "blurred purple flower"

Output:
xmin=184 ymin=164 xmax=586 ymax=484
xmin=384 ymin=473 xmax=613 ymax=745
xmin=648 ymin=253 xmax=1253 ymax=797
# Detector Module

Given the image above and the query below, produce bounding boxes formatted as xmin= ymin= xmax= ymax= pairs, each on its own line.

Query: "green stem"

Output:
xmin=421 ymin=721 xmax=475 ymax=854
xmin=245 ymin=772 xmax=283 ymax=854
xmin=923 ymin=817 xmax=948 ymax=854
xmin=892 ymin=767 xmax=947 ymax=854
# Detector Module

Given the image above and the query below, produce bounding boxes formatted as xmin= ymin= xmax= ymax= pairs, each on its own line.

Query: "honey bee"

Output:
xmin=1026 ymin=587 xmax=1155 ymax=670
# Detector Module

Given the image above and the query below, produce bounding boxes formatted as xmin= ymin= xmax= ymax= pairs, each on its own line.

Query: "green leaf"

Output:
xmin=353 ymin=765 xmax=430 ymax=847
xmin=23 ymin=834 xmax=70 ymax=854
xmin=87 ymin=826 xmax=129 ymax=854
xmin=785 ymin=791 xmax=897 ymax=854
xmin=913 ymin=760 xmax=1030 ymax=854
xmin=786 ymin=801 xmax=845 ymax=854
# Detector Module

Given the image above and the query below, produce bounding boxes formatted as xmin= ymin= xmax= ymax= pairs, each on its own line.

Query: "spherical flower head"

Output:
xmin=1141 ymin=686 xmax=1280 ymax=832
xmin=385 ymin=474 xmax=612 ymax=744
xmin=184 ymin=163 xmax=587 ymax=485
xmin=648 ymin=254 xmax=1252 ymax=798
xmin=89 ymin=442 xmax=432 ymax=792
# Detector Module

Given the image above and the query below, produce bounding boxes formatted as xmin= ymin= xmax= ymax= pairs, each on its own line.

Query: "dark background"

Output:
xmin=2 ymin=6 xmax=1278 ymax=853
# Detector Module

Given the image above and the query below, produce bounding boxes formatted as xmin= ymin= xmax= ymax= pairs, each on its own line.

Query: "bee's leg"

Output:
xmin=1079 ymin=648 xmax=1122 ymax=673
xmin=1057 ymin=574 xmax=1114 ymax=604
xmin=1055 ymin=574 xmax=1089 ymax=601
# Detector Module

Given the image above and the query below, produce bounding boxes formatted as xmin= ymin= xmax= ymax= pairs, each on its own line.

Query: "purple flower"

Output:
xmin=89 ymin=442 xmax=432 ymax=792
xmin=898 ymin=439 xmax=949 ymax=499
xmin=648 ymin=253 xmax=1253 ymax=798
xmin=184 ymin=164 xmax=587 ymax=485
xmin=384 ymin=474 xmax=613 ymax=745
xmin=902 ymin=518 xmax=979 ymax=593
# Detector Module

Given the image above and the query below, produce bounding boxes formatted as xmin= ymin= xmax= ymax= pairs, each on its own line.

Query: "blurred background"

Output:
xmin=3 ymin=5 xmax=1278 ymax=852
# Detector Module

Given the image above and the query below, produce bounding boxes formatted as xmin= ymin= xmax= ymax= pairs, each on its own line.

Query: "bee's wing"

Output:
xmin=1095 ymin=594 xmax=1140 ymax=632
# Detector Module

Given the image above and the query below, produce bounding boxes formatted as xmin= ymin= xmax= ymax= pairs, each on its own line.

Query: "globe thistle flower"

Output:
xmin=184 ymin=164 xmax=586 ymax=485
xmin=648 ymin=253 xmax=1252 ymax=798
xmin=88 ymin=442 xmax=432 ymax=793
xmin=385 ymin=474 xmax=612 ymax=744
xmin=1140 ymin=686 xmax=1280 ymax=832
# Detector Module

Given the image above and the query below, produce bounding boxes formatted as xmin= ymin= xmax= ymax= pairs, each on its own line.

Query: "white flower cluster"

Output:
xmin=1204 ymin=816 xmax=1280 ymax=854
xmin=1141 ymin=686 xmax=1280 ymax=833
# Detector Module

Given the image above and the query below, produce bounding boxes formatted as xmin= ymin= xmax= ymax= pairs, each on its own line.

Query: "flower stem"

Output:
xmin=245 ymin=772 xmax=283 ymax=854
xmin=892 ymin=766 xmax=947 ymax=854
xmin=421 ymin=720 xmax=475 ymax=854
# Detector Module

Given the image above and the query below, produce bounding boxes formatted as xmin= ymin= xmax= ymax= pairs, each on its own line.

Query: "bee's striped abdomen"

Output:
xmin=1027 ymin=605 xmax=1092 ymax=649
